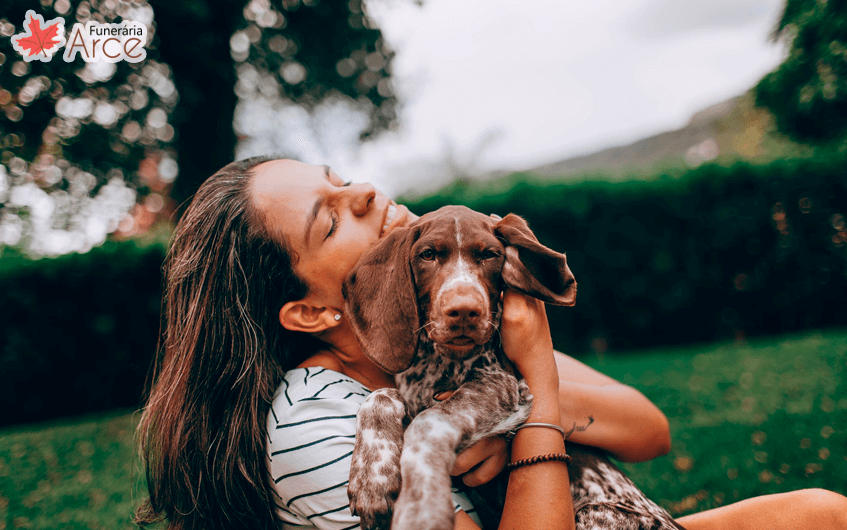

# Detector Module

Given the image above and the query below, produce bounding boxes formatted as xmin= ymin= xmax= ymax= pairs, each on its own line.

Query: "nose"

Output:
xmin=441 ymin=288 xmax=484 ymax=327
xmin=346 ymin=182 xmax=376 ymax=216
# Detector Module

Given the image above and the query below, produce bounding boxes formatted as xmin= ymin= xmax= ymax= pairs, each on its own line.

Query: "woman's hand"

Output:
xmin=433 ymin=390 xmax=509 ymax=486
xmin=451 ymin=435 xmax=509 ymax=487
xmin=499 ymin=289 xmax=558 ymax=397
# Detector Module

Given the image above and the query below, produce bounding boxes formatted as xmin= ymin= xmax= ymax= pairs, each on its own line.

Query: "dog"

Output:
xmin=343 ymin=205 xmax=684 ymax=530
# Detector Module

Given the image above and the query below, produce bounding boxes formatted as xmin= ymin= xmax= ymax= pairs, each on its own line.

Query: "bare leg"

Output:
xmin=677 ymin=489 xmax=847 ymax=530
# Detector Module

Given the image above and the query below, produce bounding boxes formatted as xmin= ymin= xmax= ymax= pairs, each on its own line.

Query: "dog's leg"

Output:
xmin=568 ymin=444 xmax=688 ymax=530
xmin=392 ymin=407 xmax=469 ymax=530
xmin=348 ymin=388 xmax=408 ymax=530
xmin=392 ymin=374 xmax=531 ymax=530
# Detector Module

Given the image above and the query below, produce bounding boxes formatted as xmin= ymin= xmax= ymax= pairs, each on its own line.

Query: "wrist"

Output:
xmin=524 ymin=374 xmax=559 ymax=405
xmin=526 ymin=391 xmax=561 ymax=424
xmin=514 ymin=346 xmax=556 ymax=383
xmin=509 ymin=419 xmax=566 ymax=462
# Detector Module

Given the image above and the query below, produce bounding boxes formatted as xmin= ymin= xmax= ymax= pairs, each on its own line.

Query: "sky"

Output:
xmin=236 ymin=0 xmax=788 ymax=197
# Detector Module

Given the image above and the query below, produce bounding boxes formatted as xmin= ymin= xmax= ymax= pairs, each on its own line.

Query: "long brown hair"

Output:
xmin=135 ymin=156 xmax=319 ymax=529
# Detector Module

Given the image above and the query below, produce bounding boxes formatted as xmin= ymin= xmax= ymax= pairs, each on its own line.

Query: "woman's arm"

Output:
xmin=492 ymin=290 xmax=575 ymax=530
xmin=553 ymin=351 xmax=671 ymax=462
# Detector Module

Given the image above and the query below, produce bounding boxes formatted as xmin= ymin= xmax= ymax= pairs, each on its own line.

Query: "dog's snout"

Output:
xmin=441 ymin=289 xmax=484 ymax=324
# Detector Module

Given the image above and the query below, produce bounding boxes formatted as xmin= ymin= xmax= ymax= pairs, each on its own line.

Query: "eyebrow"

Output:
xmin=303 ymin=167 xmax=333 ymax=247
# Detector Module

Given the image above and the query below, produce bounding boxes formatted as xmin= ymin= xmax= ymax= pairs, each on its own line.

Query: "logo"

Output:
xmin=11 ymin=10 xmax=147 ymax=63
xmin=10 ymin=10 xmax=66 ymax=62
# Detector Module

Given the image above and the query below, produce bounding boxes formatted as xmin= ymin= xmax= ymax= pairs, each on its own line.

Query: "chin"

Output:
xmin=432 ymin=341 xmax=486 ymax=362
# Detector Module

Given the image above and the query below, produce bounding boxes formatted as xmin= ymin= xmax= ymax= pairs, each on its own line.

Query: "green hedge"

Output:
xmin=2 ymin=155 xmax=846 ymax=425
xmin=402 ymin=156 xmax=847 ymax=354
xmin=0 ymin=242 xmax=165 ymax=426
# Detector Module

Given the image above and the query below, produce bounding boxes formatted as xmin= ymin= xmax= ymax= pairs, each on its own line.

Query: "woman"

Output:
xmin=136 ymin=156 xmax=847 ymax=530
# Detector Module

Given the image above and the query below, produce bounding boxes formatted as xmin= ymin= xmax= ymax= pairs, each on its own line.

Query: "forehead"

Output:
xmin=249 ymin=159 xmax=327 ymax=239
xmin=417 ymin=206 xmax=498 ymax=245
xmin=251 ymin=159 xmax=322 ymax=207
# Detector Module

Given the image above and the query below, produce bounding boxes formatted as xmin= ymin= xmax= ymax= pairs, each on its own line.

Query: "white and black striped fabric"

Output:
xmin=267 ymin=367 xmax=481 ymax=529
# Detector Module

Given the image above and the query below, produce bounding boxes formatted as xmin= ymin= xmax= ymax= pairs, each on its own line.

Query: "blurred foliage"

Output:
xmin=0 ymin=239 xmax=165 ymax=425
xmin=755 ymin=0 xmax=847 ymax=144
xmin=0 ymin=330 xmax=844 ymax=527
xmin=0 ymin=0 xmax=399 ymax=255
xmin=0 ymin=0 xmax=175 ymax=255
xmin=153 ymin=0 xmax=399 ymax=205
xmin=402 ymin=154 xmax=847 ymax=355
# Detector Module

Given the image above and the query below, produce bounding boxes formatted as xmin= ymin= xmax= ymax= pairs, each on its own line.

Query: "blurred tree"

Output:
xmin=0 ymin=0 xmax=398 ymax=255
xmin=755 ymin=0 xmax=847 ymax=144
xmin=151 ymin=0 xmax=398 ymax=206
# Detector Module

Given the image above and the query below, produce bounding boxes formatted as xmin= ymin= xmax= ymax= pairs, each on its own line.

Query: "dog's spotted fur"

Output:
xmin=344 ymin=206 xmax=684 ymax=530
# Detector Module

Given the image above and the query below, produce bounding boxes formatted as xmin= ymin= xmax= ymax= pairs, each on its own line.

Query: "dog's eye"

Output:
xmin=419 ymin=249 xmax=436 ymax=261
xmin=479 ymin=249 xmax=500 ymax=261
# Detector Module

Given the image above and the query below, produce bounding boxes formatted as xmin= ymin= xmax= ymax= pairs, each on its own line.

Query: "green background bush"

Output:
xmin=2 ymin=155 xmax=846 ymax=425
xmin=0 ymin=242 xmax=165 ymax=426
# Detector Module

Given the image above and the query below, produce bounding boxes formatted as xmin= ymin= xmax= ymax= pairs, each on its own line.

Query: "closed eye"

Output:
xmin=325 ymin=212 xmax=338 ymax=239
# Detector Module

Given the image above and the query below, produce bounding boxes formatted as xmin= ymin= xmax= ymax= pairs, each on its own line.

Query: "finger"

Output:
xmin=450 ymin=436 xmax=506 ymax=476
xmin=489 ymin=213 xmax=502 ymax=221
xmin=503 ymin=288 xmax=546 ymax=321
xmin=433 ymin=390 xmax=455 ymax=402
xmin=501 ymin=289 xmax=534 ymax=322
xmin=462 ymin=448 xmax=508 ymax=487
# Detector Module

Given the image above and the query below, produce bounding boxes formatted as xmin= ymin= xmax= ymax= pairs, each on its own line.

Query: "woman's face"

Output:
xmin=250 ymin=159 xmax=412 ymax=310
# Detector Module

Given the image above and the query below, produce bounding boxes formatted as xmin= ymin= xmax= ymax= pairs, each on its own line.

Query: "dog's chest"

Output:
xmin=395 ymin=341 xmax=506 ymax=417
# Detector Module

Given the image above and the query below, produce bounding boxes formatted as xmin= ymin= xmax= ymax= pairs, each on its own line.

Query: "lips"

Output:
xmin=380 ymin=202 xmax=409 ymax=237
xmin=441 ymin=336 xmax=477 ymax=353
xmin=381 ymin=204 xmax=397 ymax=236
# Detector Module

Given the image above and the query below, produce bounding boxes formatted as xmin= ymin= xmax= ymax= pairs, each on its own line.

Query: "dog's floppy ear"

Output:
xmin=343 ymin=226 xmax=420 ymax=374
xmin=494 ymin=214 xmax=576 ymax=306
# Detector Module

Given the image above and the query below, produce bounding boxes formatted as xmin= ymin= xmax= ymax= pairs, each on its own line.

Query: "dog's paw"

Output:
xmin=348 ymin=444 xmax=401 ymax=530
xmin=348 ymin=471 xmax=400 ymax=530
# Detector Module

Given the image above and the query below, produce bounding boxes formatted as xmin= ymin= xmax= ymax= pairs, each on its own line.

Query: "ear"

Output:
xmin=494 ymin=214 xmax=576 ymax=306
xmin=279 ymin=300 xmax=342 ymax=334
xmin=342 ymin=226 xmax=420 ymax=374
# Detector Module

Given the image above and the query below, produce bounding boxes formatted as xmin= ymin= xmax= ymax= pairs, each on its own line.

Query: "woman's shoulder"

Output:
xmin=273 ymin=366 xmax=371 ymax=411
xmin=267 ymin=366 xmax=371 ymax=442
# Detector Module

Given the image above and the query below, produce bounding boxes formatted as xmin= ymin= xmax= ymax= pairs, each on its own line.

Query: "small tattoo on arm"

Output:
xmin=564 ymin=415 xmax=595 ymax=439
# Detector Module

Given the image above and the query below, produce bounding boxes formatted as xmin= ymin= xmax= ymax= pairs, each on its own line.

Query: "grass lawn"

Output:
xmin=1 ymin=329 xmax=845 ymax=529
xmin=597 ymin=330 xmax=847 ymax=516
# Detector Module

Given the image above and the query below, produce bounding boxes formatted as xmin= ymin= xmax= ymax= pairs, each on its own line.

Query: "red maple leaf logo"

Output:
xmin=11 ymin=10 xmax=67 ymax=62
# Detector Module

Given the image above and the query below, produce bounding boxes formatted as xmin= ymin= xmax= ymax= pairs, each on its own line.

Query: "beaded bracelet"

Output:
xmin=505 ymin=452 xmax=571 ymax=471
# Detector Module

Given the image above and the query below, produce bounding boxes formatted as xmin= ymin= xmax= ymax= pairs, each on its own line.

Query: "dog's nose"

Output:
xmin=442 ymin=290 xmax=484 ymax=325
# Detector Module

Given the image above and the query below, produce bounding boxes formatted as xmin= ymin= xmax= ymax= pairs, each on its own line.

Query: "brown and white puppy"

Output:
xmin=343 ymin=205 xmax=574 ymax=530
xmin=343 ymin=205 xmax=683 ymax=530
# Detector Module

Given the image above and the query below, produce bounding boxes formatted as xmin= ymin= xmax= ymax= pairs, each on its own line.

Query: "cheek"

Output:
xmin=297 ymin=253 xmax=345 ymax=289
xmin=339 ymin=241 xmax=373 ymax=274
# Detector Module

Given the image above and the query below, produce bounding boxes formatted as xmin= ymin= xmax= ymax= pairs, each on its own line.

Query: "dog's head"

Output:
xmin=343 ymin=205 xmax=576 ymax=374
